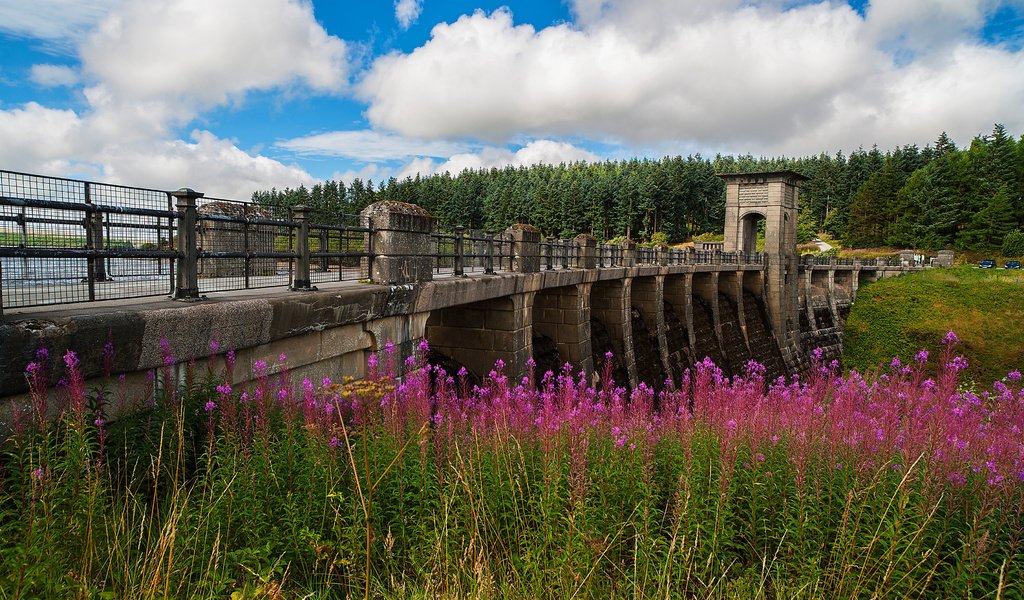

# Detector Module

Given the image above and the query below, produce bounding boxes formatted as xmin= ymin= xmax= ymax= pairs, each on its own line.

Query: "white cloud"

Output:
xmin=437 ymin=140 xmax=599 ymax=174
xmin=96 ymin=130 xmax=316 ymax=198
xmin=0 ymin=0 xmax=120 ymax=46
xmin=81 ymin=0 xmax=348 ymax=110
xmin=0 ymin=0 xmax=352 ymax=199
xmin=334 ymin=163 xmax=387 ymax=185
xmin=395 ymin=0 xmax=423 ymax=30
xmin=277 ymin=129 xmax=470 ymax=161
xmin=395 ymin=157 xmax=437 ymax=180
xmin=0 ymin=103 xmax=85 ymax=173
xmin=358 ymin=4 xmax=1024 ymax=156
xmin=28 ymin=64 xmax=80 ymax=88
xmin=866 ymin=0 xmax=1002 ymax=52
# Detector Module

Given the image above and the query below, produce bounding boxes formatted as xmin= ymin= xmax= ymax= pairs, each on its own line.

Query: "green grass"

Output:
xmin=844 ymin=265 xmax=1024 ymax=384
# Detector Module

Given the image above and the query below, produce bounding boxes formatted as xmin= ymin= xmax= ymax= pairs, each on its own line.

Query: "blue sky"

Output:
xmin=1 ymin=0 xmax=1022 ymax=198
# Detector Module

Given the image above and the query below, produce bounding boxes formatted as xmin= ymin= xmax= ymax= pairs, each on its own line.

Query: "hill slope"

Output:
xmin=844 ymin=266 xmax=1024 ymax=385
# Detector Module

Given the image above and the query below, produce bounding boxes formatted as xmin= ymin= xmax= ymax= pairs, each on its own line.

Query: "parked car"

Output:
xmin=1006 ymin=260 xmax=1022 ymax=269
xmin=979 ymin=259 xmax=996 ymax=268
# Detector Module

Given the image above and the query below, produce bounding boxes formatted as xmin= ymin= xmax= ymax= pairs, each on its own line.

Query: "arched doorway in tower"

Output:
xmin=740 ymin=211 xmax=766 ymax=256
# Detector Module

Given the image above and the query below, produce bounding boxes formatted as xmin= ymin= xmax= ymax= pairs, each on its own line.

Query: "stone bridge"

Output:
xmin=0 ymin=172 xmax=949 ymax=410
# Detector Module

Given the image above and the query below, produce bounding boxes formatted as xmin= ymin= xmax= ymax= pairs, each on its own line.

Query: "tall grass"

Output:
xmin=1 ymin=335 xmax=1022 ymax=598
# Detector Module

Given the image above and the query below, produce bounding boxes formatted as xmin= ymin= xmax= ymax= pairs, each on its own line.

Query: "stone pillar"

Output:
xmin=899 ymin=249 xmax=915 ymax=267
xmin=656 ymin=244 xmax=669 ymax=266
xmin=575 ymin=234 xmax=597 ymax=269
xmin=934 ymin=250 xmax=954 ymax=267
xmin=507 ymin=224 xmax=541 ymax=273
xmin=621 ymin=240 xmax=636 ymax=267
xmin=170 ymin=188 xmax=203 ymax=300
xmin=361 ymin=201 xmax=434 ymax=285
xmin=589 ymin=279 xmax=636 ymax=387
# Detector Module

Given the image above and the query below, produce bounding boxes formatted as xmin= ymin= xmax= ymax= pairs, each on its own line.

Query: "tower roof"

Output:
xmin=716 ymin=170 xmax=810 ymax=183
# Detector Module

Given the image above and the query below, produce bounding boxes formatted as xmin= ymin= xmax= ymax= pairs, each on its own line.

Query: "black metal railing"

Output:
xmin=1 ymin=170 xmax=371 ymax=312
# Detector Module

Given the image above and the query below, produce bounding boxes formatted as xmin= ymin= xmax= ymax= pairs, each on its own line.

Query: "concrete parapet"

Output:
xmin=507 ymin=224 xmax=541 ymax=273
xmin=361 ymin=201 xmax=434 ymax=284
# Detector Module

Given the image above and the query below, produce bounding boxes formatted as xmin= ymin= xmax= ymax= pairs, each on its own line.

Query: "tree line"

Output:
xmin=253 ymin=124 xmax=1024 ymax=251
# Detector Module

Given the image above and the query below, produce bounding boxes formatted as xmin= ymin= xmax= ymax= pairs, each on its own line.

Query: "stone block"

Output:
xmin=485 ymin=309 xmax=516 ymax=330
xmin=321 ymin=323 xmax=375 ymax=357
xmin=443 ymin=308 xmax=485 ymax=329
xmin=372 ymin=255 xmax=434 ymax=285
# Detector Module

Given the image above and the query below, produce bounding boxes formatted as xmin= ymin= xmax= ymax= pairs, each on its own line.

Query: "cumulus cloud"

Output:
xmin=0 ymin=103 xmax=86 ymax=173
xmin=395 ymin=0 xmax=423 ymax=29
xmin=96 ymin=130 xmax=316 ymax=197
xmin=29 ymin=64 xmax=79 ymax=88
xmin=359 ymin=3 xmax=1024 ymax=156
xmin=277 ymin=129 xmax=470 ymax=161
xmin=81 ymin=0 xmax=348 ymax=109
xmin=1 ymin=0 xmax=348 ymax=198
xmin=436 ymin=140 xmax=599 ymax=174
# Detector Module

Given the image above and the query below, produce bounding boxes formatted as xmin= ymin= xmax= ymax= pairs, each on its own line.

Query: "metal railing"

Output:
xmin=6 ymin=170 xmax=944 ymax=315
xmin=1 ymin=170 xmax=371 ymax=312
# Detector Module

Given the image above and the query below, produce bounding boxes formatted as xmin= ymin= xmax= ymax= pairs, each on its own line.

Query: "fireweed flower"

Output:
xmin=916 ymin=350 xmax=929 ymax=364
xmin=1008 ymin=371 xmax=1022 ymax=382
xmin=947 ymin=356 xmax=969 ymax=372
xmin=204 ymin=401 xmax=217 ymax=413
xmin=63 ymin=349 xmax=79 ymax=370
xmin=943 ymin=330 xmax=959 ymax=345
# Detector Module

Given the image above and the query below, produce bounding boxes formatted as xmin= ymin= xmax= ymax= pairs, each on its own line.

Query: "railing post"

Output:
xmin=545 ymin=240 xmax=553 ymax=270
xmin=291 ymin=204 xmax=316 ymax=291
xmin=485 ymin=232 xmax=495 ymax=274
xmin=320 ymin=224 xmax=329 ymax=272
xmin=454 ymin=226 xmax=465 ymax=277
xmin=83 ymin=182 xmax=107 ymax=299
xmin=170 ymin=188 xmax=203 ymax=300
xmin=88 ymin=206 xmax=108 ymax=281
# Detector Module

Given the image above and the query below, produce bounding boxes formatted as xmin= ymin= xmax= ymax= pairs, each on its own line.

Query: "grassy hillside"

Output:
xmin=844 ymin=265 xmax=1024 ymax=385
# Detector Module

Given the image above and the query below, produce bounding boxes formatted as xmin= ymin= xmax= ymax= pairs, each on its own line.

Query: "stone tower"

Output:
xmin=718 ymin=171 xmax=808 ymax=368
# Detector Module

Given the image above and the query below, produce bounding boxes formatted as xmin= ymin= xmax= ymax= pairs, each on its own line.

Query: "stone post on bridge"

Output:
xmin=507 ymin=224 xmax=541 ymax=273
xmin=361 ymin=201 xmax=435 ymax=285
xmin=620 ymin=239 xmax=637 ymax=267
xmin=575 ymin=234 xmax=597 ymax=269
xmin=933 ymin=250 xmax=954 ymax=267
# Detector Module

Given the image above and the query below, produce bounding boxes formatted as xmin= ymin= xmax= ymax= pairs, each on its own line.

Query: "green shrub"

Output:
xmin=1002 ymin=229 xmax=1024 ymax=257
